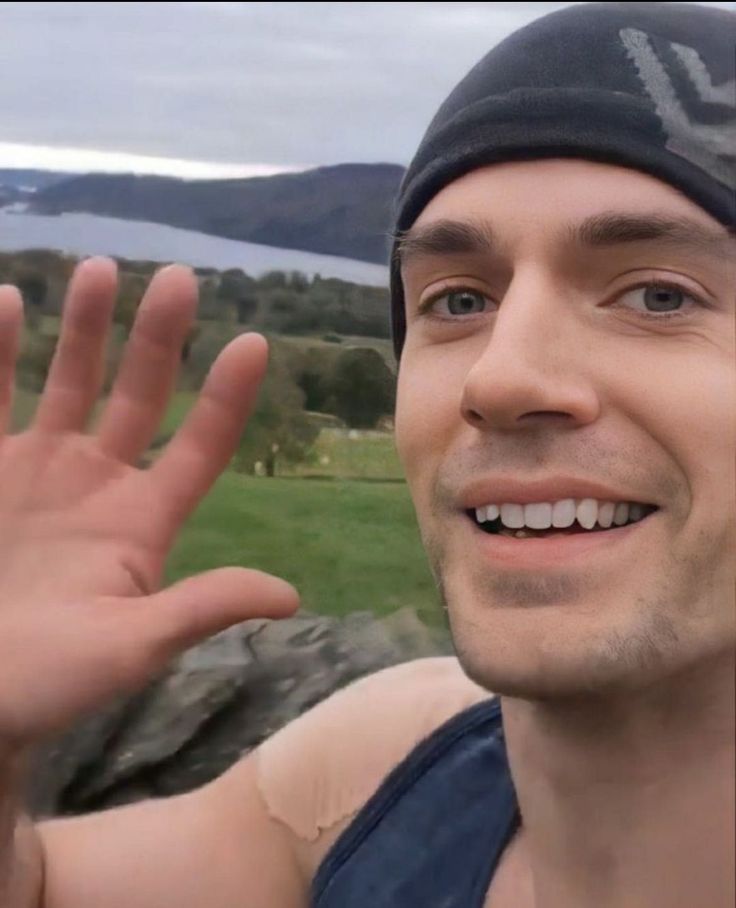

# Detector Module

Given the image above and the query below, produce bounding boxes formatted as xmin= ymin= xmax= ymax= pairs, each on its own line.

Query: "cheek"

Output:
xmin=394 ymin=363 xmax=422 ymax=489
xmin=395 ymin=351 xmax=464 ymax=484
xmin=613 ymin=337 xmax=735 ymax=537
xmin=685 ymin=357 xmax=736 ymax=532
xmin=661 ymin=347 xmax=735 ymax=499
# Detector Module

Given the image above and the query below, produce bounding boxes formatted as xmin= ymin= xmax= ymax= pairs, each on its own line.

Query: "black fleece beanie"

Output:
xmin=389 ymin=1 xmax=736 ymax=358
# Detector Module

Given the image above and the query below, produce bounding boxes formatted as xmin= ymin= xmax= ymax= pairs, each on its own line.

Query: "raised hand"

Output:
xmin=0 ymin=258 xmax=299 ymax=746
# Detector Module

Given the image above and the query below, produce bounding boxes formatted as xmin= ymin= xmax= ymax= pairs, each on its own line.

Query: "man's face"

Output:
xmin=395 ymin=158 xmax=736 ymax=699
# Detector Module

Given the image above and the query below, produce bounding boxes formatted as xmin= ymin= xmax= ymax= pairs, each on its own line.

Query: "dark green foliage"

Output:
xmin=16 ymin=272 xmax=47 ymax=308
xmin=234 ymin=340 xmax=320 ymax=476
xmin=216 ymin=269 xmax=259 ymax=324
xmin=290 ymin=345 xmax=343 ymax=412
xmin=8 ymin=249 xmax=395 ymax=442
xmin=325 ymin=347 xmax=396 ymax=429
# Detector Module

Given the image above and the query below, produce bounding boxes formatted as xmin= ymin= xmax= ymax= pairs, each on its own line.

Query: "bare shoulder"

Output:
xmin=35 ymin=657 xmax=490 ymax=908
xmin=250 ymin=656 xmax=493 ymax=880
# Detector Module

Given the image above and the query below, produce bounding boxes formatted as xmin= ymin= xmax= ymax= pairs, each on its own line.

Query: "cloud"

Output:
xmin=0 ymin=141 xmax=306 ymax=178
xmin=1 ymin=1 xmax=732 ymax=173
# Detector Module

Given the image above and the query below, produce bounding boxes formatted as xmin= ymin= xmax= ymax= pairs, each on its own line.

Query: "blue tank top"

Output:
xmin=311 ymin=695 xmax=521 ymax=907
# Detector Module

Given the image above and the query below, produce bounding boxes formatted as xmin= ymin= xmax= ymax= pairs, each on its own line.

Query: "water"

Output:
xmin=0 ymin=209 xmax=390 ymax=287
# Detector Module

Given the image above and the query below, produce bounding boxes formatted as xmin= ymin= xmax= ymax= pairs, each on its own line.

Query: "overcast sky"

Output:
xmin=0 ymin=1 xmax=731 ymax=177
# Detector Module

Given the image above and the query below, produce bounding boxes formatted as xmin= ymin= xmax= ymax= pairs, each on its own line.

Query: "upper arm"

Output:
xmin=39 ymin=753 xmax=308 ymax=908
xmin=38 ymin=656 xmax=490 ymax=908
xmin=252 ymin=656 xmax=492 ymax=878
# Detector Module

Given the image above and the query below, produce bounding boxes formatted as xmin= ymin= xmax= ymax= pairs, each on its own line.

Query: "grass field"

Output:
xmin=290 ymin=427 xmax=404 ymax=480
xmin=11 ymin=388 xmax=435 ymax=626
xmin=6 ymin=269 xmax=437 ymax=630
xmin=165 ymin=472 xmax=444 ymax=627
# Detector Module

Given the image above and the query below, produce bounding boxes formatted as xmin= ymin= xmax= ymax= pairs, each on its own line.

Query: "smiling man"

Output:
xmin=0 ymin=3 xmax=734 ymax=908
xmin=397 ymin=161 xmax=734 ymax=694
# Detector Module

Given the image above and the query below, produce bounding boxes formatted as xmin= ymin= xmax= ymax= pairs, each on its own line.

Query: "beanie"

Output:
xmin=389 ymin=1 xmax=736 ymax=358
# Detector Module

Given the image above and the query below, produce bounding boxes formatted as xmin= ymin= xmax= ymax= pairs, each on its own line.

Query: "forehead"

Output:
xmin=400 ymin=159 xmax=734 ymax=272
xmin=411 ymin=158 xmax=727 ymax=246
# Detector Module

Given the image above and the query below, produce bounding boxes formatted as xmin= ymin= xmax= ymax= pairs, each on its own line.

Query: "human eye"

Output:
xmin=612 ymin=280 xmax=710 ymax=322
xmin=419 ymin=285 xmax=493 ymax=320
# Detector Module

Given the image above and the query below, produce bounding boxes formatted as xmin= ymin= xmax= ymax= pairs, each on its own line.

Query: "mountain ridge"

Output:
xmin=12 ymin=162 xmax=406 ymax=265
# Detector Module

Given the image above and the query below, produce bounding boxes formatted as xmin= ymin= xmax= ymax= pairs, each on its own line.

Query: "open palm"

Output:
xmin=0 ymin=258 xmax=298 ymax=746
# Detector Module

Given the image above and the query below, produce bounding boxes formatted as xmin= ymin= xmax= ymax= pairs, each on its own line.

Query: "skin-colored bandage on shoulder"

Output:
xmin=254 ymin=656 xmax=492 ymax=843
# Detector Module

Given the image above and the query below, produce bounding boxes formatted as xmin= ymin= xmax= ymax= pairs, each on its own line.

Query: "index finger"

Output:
xmin=0 ymin=285 xmax=23 ymax=438
xmin=150 ymin=332 xmax=268 ymax=523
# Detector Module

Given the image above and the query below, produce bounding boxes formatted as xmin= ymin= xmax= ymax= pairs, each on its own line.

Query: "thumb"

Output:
xmin=122 ymin=567 xmax=300 ymax=664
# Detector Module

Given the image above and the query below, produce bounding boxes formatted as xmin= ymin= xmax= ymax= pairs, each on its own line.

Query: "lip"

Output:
xmin=469 ymin=509 xmax=658 ymax=569
xmin=459 ymin=474 xmax=657 ymax=509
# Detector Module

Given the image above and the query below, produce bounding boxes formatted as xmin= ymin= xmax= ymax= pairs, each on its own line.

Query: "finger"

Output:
xmin=111 ymin=567 xmax=299 ymax=679
xmin=0 ymin=286 xmax=23 ymax=438
xmin=33 ymin=258 xmax=118 ymax=433
xmin=96 ymin=264 xmax=198 ymax=464
xmin=151 ymin=332 xmax=268 ymax=522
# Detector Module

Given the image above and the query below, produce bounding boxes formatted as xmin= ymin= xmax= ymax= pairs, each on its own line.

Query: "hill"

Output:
xmin=28 ymin=162 xmax=405 ymax=265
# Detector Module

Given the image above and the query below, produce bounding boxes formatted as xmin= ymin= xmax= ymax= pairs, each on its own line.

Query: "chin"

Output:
xmin=444 ymin=580 xmax=692 ymax=704
xmin=452 ymin=640 xmax=632 ymax=703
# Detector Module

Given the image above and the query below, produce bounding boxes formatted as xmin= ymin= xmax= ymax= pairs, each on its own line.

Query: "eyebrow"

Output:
xmin=395 ymin=218 xmax=495 ymax=262
xmin=395 ymin=211 xmax=736 ymax=266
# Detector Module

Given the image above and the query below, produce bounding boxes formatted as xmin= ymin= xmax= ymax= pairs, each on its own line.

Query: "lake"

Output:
xmin=0 ymin=209 xmax=390 ymax=287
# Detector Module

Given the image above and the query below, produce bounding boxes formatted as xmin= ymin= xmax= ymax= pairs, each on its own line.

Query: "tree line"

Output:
xmin=2 ymin=250 xmax=397 ymax=475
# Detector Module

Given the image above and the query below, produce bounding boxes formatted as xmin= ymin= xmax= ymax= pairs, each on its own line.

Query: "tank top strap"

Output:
xmin=312 ymin=695 xmax=521 ymax=908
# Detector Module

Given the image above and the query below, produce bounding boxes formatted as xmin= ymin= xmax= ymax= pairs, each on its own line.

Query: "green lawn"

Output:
xmin=165 ymin=472 xmax=443 ymax=627
xmin=11 ymin=382 xmax=432 ymax=624
xmin=10 ymin=387 xmax=39 ymax=430
xmin=11 ymin=375 xmax=440 ymax=627
xmin=288 ymin=427 xmax=404 ymax=480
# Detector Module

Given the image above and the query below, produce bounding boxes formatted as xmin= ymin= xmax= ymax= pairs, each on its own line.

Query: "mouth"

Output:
xmin=464 ymin=504 xmax=661 ymax=568
xmin=466 ymin=503 xmax=660 ymax=539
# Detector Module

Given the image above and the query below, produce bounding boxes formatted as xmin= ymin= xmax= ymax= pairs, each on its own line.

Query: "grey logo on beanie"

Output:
xmin=620 ymin=27 xmax=735 ymax=191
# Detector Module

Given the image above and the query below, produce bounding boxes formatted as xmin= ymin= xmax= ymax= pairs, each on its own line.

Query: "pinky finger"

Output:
xmin=0 ymin=286 xmax=23 ymax=438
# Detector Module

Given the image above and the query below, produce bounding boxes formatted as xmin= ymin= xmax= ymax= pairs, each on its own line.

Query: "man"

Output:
xmin=0 ymin=2 xmax=733 ymax=906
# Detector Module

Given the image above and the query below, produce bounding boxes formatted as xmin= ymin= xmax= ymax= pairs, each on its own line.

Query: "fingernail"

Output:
xmin=157 ymin=263 xmax=192 ymax=277
xmin=78 ymin=256 xmax=117 ymax=275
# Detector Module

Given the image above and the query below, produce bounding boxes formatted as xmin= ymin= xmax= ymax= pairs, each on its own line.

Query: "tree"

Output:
xmin=114 ymin=270 xmax=199 ymax=360
xmin=291 ymin=344 xmax=342 ymax=412
xmin=258 ymin=270 xmax=289 ymax=290
xmin=113 ymin=272 xmax=147 ymax=335
xmin=288 ymin=270 xmax=309 ymax=293
xmin=234 ymin=341 xmax=319 ymax=476
xmin=16 ymin=272 xmax=48 ymax=309
xmin=217 ymin=269 xmax=259 ymax=324
xmin=324 ymin=347 xmax=396 ymax=429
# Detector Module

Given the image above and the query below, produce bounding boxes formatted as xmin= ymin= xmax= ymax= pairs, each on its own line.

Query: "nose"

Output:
xmin=460 ymin=267 xmax=600 ymax=432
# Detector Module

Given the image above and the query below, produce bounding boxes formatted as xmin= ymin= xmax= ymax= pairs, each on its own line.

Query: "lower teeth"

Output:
xmin=499 ymin=524 xmax=625 ymax=538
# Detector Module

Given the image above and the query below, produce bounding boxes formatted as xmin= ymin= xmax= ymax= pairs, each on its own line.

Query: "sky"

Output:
xmin=0 ymin=1 xmax=732 ymax=178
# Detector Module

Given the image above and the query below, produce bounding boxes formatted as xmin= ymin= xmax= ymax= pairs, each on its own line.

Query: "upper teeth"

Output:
xmin=474 ymin=500 xmax=647 ymax=531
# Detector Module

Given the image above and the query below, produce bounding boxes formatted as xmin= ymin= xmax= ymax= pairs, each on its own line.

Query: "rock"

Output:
xmin=28 ymin=608 xmax=451 ymax=818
